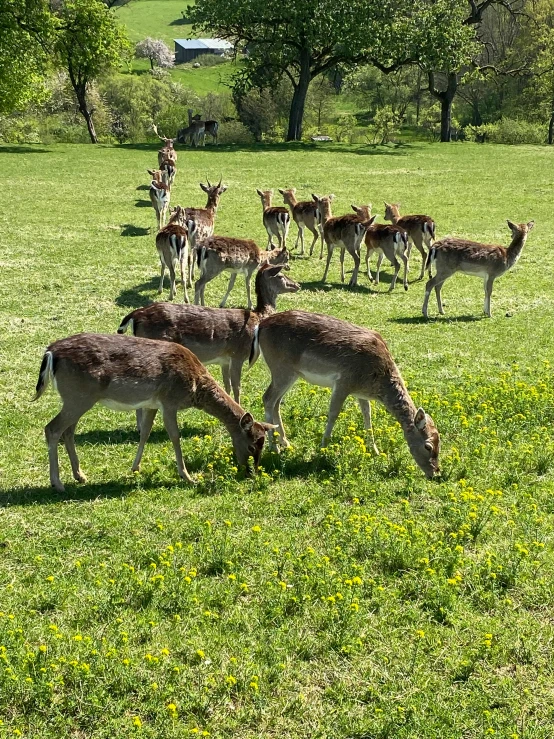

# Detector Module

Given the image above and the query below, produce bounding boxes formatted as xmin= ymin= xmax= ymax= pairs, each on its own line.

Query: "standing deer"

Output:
xmin=422 ymin=220 xmax=534 ymax=318
xmin=194 ymin=237 xmax=290 ymax=309
xmin=186 ymin=109 xmax=205 ymax=147
xmin=156 ymin=205 xmax=192 ymax=302
xmin=33 ymin=333 xmax=274 ymax=492
xmin=118 ymin=264 xmax=300 ymax=404
xmin=279 ymin=187 xmax=323 ymax=257
xmin=204 ymin=119 xmax=219 ymax=145
xmin=384 ymin=203 xmax=435 ymax=280
xmin=251 ymin=311 xmax=441 ymax=479
xmin=257 ymin=189 xmax=290 ymax=250
xmin=184 ymin=179 xmax=228 ymax=284
xmin=351 ymin=205 xmax=409 ymax=292
xmin=152 ymin=124 xmax=177 ymax=166
xmin=160 ymin=158 xmax=177 ymax=192
xmin=148 ymin=174 xmax=170 ymax=229
xmin=313 ymin=194 xmax=374 ymax=287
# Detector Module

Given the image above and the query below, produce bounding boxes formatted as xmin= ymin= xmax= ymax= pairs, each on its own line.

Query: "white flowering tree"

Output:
xmin=135 ymin=37 xmax=174 ymax=70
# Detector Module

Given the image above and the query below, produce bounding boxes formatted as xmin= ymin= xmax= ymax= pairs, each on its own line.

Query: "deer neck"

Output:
xmin=389 ymin=209 xmax=400 ymax=225
xmin=378 ymin=373 xmax=418 ymax=438
xmin=506 ymin=232 xmax=527 ymax=267
xmin=262 ymin=194 xmax=272 ymax=210
xmin=196 ymin=379 xmax=244 ymax=434
xmin=254 ymin=282 xmax=279 ymax=317
xmin=320 ymin=202 xmax=332 ymax=226
xmin=287 ymin=194 xmax=298 ymax=208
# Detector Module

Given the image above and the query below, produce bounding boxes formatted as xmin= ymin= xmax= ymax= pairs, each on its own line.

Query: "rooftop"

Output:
xmin=174 ymin=38 xmax=233 ymax=50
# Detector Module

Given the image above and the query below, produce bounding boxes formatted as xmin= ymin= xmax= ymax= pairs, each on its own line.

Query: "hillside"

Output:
xmin=115 ymin=0 xmax=236 ymax=96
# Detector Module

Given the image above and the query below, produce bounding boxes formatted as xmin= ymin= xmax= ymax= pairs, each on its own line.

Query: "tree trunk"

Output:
xmin=286 ymin=47 xmax=311 ymax=141
xmin=549 ymin=105 xmax=554 ymax=145
xmin=429 ymin=71 xmax=458 ymax=143
xmin=440 ymin=97 xmax=452 ymax=142
xmin=71 ymin=78 xmax=98 ymax=144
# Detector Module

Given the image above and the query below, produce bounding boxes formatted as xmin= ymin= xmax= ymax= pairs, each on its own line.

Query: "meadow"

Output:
xmin=1 ymin=140 xmax=554 ymax=738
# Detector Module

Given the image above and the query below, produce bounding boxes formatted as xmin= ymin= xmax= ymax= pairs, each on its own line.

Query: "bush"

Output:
xmin=194 ymin=53 xmax=227 ymax=67
xmin=464 ymin=119 xmax=545 ymax=145
xmin=217 ymin=120 xmax=255 ymax=145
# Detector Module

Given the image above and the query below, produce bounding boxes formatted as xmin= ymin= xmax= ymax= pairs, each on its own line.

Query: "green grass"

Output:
xmin=115 ymin=0 xmax=193 ymax=46
xmin=1 ymin=140 xmax=554 ymax=738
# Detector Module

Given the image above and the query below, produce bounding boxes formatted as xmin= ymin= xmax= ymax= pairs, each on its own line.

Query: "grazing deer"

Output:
xmin=184 ymin=179 xmax=228 ymax=284
xmin=152 ymin=124 xmax=177 ymax=166
xmin=204 ymin=119 xmax=219 ymax=145
xmin=118 ymin=265 xmax=300 ymax=404
xmin=148 ymin=174 xmax=170 ymax=230
xmin=351 ymin=205 xmax=409 ymax=292
xmin=194 ymin=237 xmax=290 ymax=309
xmin=279 ymin=187 xmax=323 ymax=257
xmin=422 ymin=220 xmax=534 ymax=318
xmin=313 ymin=194 xmax=374 ymax=287
xmin=185 ymin=109 xmax=205 ymax=147
xmin=384 ymin=202 xmax=435 ymax=280
xmin=251 ymin=310 xmax=441 ymax=479
xmin=156 ymin=206 xmax=192 ymax=302
xmin=257 ymin=189 xmax=290 ymax=250
xmin=34 ymin=333 xmax=274 ymax=492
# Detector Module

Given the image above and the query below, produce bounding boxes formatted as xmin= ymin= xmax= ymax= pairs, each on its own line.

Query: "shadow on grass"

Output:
xmin=0 ymin=480 xmax=134 ymax=508
xmin=115 ymin=277 xmax=158 ymax=308
xmin=0 ymin=145 xmax=52 ymax=154
xmin=75 ymin=424 xmax=206 ymax=446
xmin=136 ymin=184 xmax=150 ymax=191
xmin=121 ymin=224 xmax=150 ymax=237
xmin=299 ymin=280 xmax=375 ymax=295
xmin=135 ymin=199 xmax=152 ymax=208
xmin=389 ymin=314 xmax=485 ymax=325
xmin=117 ymin=142 xmax=419 ymax=156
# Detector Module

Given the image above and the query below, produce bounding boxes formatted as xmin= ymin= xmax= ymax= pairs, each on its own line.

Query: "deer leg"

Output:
xmin=340 ymin=247 xmax=346 ymax=283
xmin=357 ymin=399 xmax=379 ymax=455
xmin=484 ymin=275 xmax=494 ymax=317
xmin=179 ymin=250 xmax=189 ymax=303
xmin=158 ymin=259 xmax=166 ymax=293
xmin=308 ymin=228 xmax=318 ymax=257
xmin=400 ymin=250 xmax=409 ymax=291
xmin=194 ymin=273 xmax=209 ymax=305
xmin=348 ymin=248 xmax=361 ymax=287
xmin=422 ymin=274 xmax=439 ymax=317
xmin=245 ymin=272 xmax=253 ymax=310
xmin=388 ymin=256 xmax=400 ymax=293
xmin=220 ymin=272 xmax=237 ymax=308
xmin=435 ymin=278 xmax=447 ymax=315
xmin=221 ymin=363 xmax=232 ymax=396
xmin=162 ymin=409 xmax=194 ymax=483
xmin=167 ymin=260 xmax=177 ymax=301
xmin=229 ymin=359 xmax=243 ymax=405
xmin=295 ymin=225 xmax=303 ymax=254
xmin=263 ymin=372 xmax=297 ymax=450
xmin=321 ymin=384 xmax=350 ymax=448
xmin=62 ymin=424 xmax=86 ymax=483
xmin=266 ymin=228 xmax=274 ymax=251
xmin=318 ymin=226 xmax=325 ymax=259
xmin=45 ymin=404 xmax=93 ymax=492
xmin=131 ymin=408 xmax=157 ymax=473
xmin=321 ymin=241 xmax=333 ymax=282
xmin=375 ymin=252 xmax=384 ymax=285
xmin=413 ymin=235 xmax=427 ymax=280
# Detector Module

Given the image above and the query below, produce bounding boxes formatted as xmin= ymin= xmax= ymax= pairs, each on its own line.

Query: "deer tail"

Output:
xmin=33 ymin=350 xmax=54 ymax=401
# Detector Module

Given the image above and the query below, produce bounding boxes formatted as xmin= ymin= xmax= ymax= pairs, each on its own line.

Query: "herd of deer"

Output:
xmin=34 ymin=134 xmax=535 ymax=492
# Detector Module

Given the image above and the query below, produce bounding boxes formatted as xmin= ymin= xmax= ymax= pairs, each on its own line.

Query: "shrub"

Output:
xmin=194 ymin=53 xmax=227 ymax=67
xmin=464 ymin=119 xmax=545 ymax=145
xmin=217 ymin=120 xmax=255 ymax=145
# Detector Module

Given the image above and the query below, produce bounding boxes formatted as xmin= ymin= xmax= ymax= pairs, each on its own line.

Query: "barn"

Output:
xmin=174 ymin=38 xmax=233 ymax=64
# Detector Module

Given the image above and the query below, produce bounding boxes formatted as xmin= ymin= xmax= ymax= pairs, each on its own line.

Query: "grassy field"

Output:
xmin=1 ymin=140 xmax=554 ymax=738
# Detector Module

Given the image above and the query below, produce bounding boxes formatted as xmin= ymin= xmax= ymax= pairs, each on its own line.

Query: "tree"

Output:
xmin=53 ymin=0 xmax=130 ymax=142
xmin=135 ymin=37 xmax=175 ymax=70
xmin=189 ymin=0 xmax=476 ymax=141
xmin=0 ymin=0 xmax=54 ymax=113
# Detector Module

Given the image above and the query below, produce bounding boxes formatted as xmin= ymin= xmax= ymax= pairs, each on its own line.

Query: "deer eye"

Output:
xmin=424 ymin=442 xmax=434 ymax=454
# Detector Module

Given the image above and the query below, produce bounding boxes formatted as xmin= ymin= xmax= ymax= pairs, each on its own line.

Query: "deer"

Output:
xmin=184 ymin=179 xmax=228 ymax=285
xmin=384 ymin=203 xmax=436 ymax=280
xmin=313 ymin=194 xmax=375 ymax=287
xmin=279 ymin=187 xmax=323 ymax=257
xmin=204 ymin=119 xmax=219 ymax=145
xmin=194 ymin=237 xmax=290 ymax=309
xmin=148 ymin=173 xmax=170 ymax=230
xmin=256 ymin=189 xmax=290 ymax=250
xmin=184 ymin=109 xmax=205 ymax=147
xmin=118 ymin=264 xmax=300 ymax=405
xmin=422 ymin=220 xmax=535 ymax=319
xmin=152 ymin=124 xmax=177 ymax=166
xmin=33 ymin=333 xmax=275 ymax=492
xmin=250 ymin=310 xmax=441 ymax=479
xmin=155 ymin=206 xmax=192 ymax=303
xmin=160 ymin=158 xmax=177 ymax=192
xmin=351 ymin=205 xmax=410 ymax=292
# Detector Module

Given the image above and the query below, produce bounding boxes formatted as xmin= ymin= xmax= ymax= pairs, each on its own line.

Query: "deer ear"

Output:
xmin=329 ymin=194 xmax=336 ymax=201
xmin=414 ymin=407 xmax=427 ymax=430
xmin=351 ymin=204 xmax=360 ymax=214
xmin=312 ymin=193 xmax=320 ymax=202
xmin=147 ymin=169 xmax=155 ymax=176
xmin=278 ymin=188 xmax=285 ymax=195
xmin=264 ymin=265 xmax=283 ymax=277
xmin=527 ymin=220 xmax=535 ymax=231
xmin=200 ymin=182 xmax=209 ymax=193
xmin=507 ymin=219 xmax=518 ymax=231
xmin=256 ymin=189 xmax=264 ymax=197
xmin=240 ymin=412 xmax=254 ymax=432
xmin=261 ymin=422 xmax=279 ymax=432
